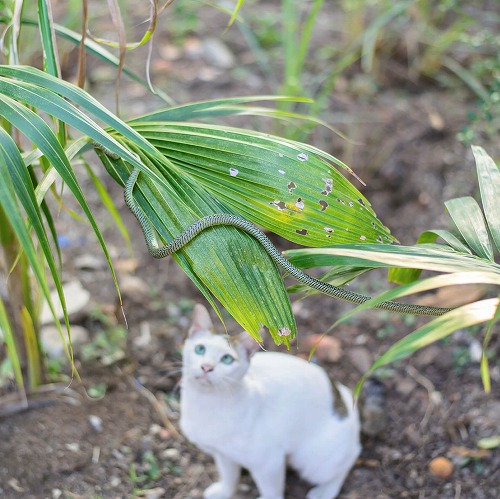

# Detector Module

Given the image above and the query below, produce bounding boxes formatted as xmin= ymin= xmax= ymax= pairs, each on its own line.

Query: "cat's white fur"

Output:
xmin=180 ymin=304 xmax=361 ymax=499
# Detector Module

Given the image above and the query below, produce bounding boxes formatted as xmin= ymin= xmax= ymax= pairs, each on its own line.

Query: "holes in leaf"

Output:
xmin=270 ymin=200 xmax=287 ymax=211
xmin=319 ymin=200 xmax=328 ymax=212
xmin=321 ymin=178 xmax=333 ymax=196
xmin=296 ymin=229 xmax=308 ymax=236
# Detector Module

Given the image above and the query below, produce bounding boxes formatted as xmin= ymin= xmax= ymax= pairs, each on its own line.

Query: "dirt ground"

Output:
xmin=1 ymin=2 xmax=500 ymax=498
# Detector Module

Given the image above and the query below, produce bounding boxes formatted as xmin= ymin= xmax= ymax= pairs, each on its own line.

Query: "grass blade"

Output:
xmin=480 ymin=301 xmax=500 ymax=393
xmin=473 ymin=145 xmax=500 ymax=253
xmin=37 ymin=0 xmax=60 ymax=77
xmin=0 ymin=94 xmax=121 ymax=309
xmin=0 ymin=297 xmax=24 ymax=389
xmin=286 ymin=243 xmax=500 ymax=275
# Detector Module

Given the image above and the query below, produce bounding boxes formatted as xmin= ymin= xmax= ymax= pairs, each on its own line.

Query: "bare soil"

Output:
xmin=1 ymin=2 xmax=499 ymax=498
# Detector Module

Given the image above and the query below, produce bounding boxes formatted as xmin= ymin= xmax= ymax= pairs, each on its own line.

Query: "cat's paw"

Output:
xmin=203 ymin=482 xmax=233 ymax=499
xmin=306 ymin=483 xmax=341 ymax=499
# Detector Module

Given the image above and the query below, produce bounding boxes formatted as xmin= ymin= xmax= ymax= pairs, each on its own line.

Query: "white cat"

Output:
xmin=180 ymin=304 xmax=361 ymax=499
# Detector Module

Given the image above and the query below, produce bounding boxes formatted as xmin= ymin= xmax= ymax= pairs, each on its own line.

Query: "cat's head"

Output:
xmin=182 ymin=304 xmax=260 ymax=389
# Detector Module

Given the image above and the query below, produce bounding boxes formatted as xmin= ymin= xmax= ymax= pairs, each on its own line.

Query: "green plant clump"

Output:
xmin=0 ymin=0 xmax=498 ymax=409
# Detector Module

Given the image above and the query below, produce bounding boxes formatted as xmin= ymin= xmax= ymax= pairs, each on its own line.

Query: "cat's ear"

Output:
xmin=188 ymin=304 xmax=214 ymax=337
xmin=234 ymin=331 xmax=262 ymax=357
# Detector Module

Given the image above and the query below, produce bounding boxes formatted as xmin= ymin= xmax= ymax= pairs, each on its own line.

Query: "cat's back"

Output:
xmin=246 ymin=351 xmax=335 ymax=406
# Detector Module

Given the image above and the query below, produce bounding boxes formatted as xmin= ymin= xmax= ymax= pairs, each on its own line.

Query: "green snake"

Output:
xmin=125 ymin=168 xmax=452 ymax=317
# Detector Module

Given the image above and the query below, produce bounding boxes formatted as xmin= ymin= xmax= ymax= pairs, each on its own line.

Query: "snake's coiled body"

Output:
xmin=125 ymin=168 xmax=451 ymax=316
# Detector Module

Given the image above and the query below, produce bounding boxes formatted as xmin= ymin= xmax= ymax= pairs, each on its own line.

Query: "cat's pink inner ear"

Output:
xmin=237 ymin=331 xmax=262 ymax=357
xmin=188 ymin=304 xmax=214 ymax=337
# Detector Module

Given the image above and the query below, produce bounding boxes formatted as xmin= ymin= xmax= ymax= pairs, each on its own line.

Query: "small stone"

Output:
xmin=52 ymin=489 xmax=62 ymax=499
xmin=149 ymin=423 xmax=162 ymax=436
xmin=40 ymin=280 xmax=91 ymax=325
xmin=183 ymin=37 xmax=203 ymax=59
xmin=65 ymin=442 xmax=80 ymax=453
xmin=159 ymin=43 xmax=181 ymax=61
xmin=348 ymin=347 xmax=372 ymax=373
xmin=429 ymin=456 xmax=454 ymax=478
xmin=143 ymin=487 xmax=166 ymax=499
xmin=74 ymin=254 xmax=105 ymax=271
xmin=119 ymin=274 xmax=149 ymax=300
xmin=301 ymin=334 xmax=342 ymax=363
xmin=8 ymin=479 xmax=24 ymax=493
xmin=41 ymin=324 xmax=90 ymax=359
xmin=477 ymin=435 xmax=500 ymax=450
xmin=469 ymin=338 xmax=482 ymax=363
xmin=202 ymin=37 xmax=235 ymax=69
xmin=414 ymin=345 xmax=441 ymax=368
xmin=395 ymin=377 xmax=418 ymax=397
xmin=161 ymin=447 xmax=181 ymax=461
xmin=88 ymin=415 xmax=103 ymax=433
xmin=109 ymin=476 xmax=121 ymax=488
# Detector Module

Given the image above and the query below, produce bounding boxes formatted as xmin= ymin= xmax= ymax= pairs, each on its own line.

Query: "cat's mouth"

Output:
xmin=194 ymin=373 xmax=214 ymax=386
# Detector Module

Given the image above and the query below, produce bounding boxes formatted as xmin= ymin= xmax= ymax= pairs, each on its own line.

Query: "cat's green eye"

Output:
xmin=194 ymin=344 xmax=206 ymax=355
xmin=220 ymin=354 xmax=235 ymax=365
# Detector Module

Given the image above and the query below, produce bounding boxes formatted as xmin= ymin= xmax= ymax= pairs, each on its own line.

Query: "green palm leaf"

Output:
xmin=355 ymin=297 xmax=499 ymax=397
xmin=98 ymin=145 xmax=296 ymax=345
xmin=130 ymin=121 xmax=394 ymax=247
xmin=445 ymin=196 xmax=493 ymax=261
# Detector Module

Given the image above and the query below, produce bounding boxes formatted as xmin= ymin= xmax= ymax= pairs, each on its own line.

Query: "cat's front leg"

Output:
xmin=204 ymin=452 xmax=241 ymax=499
xmin=250 ymin=455 xmax=286 ymax=499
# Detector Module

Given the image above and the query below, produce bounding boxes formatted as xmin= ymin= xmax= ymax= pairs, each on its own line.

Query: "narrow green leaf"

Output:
xmin=355 ymin=298 xmax=499 ymax=397
xmin=388 ymin=231 xmax=439 ymax=284
xmin=422 ymin=229 xmax=472 ymax=254
xmin=472 ymin=145 xmax=500 ymax=253
xmin=286 ymin=244 xmax=500 ymax=276
xmin=0 ymin=94 xmax=121 ymax=309
xmin=0 ymin=298 xmax=24 ymax=389
xmin=288 ymin=266 xmax=372 ymax=294
xmin=0 ymin=126 xmax=73 ymax=359
xmin=0 ymin=147 xmax=63 ymax=356
xmin=84 ymin=161 xmax=132 ymax=255
xmin=362 ymin=1 xmax=412 ymax=72
xmin=21 ymin=306 xmax=42 ymax=387
xmin=6 ymin=18 xmax=174 ymax=104
xmin=480 ymin=299 xmax=500 ymax=393
xmin=334 ymin=271 xmax=496 ymax=328
xmin=228 ymin=0 xmax=245 ymax=26
xmin=445 ymin=196 xmax=493 ymax=261
xmin=37 ymin=0 xmax=60 ymax=77
xmin=0 ymin=66 xmax=163 ymax=163
xmin=0 ymin=76 xmax=153 ymax=175
xmin=131 ymin=96 xmax=313 ymax=123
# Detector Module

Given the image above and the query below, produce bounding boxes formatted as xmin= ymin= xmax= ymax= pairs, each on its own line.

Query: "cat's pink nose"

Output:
xmin=201 ymin=364 xmax=214 ymax=374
